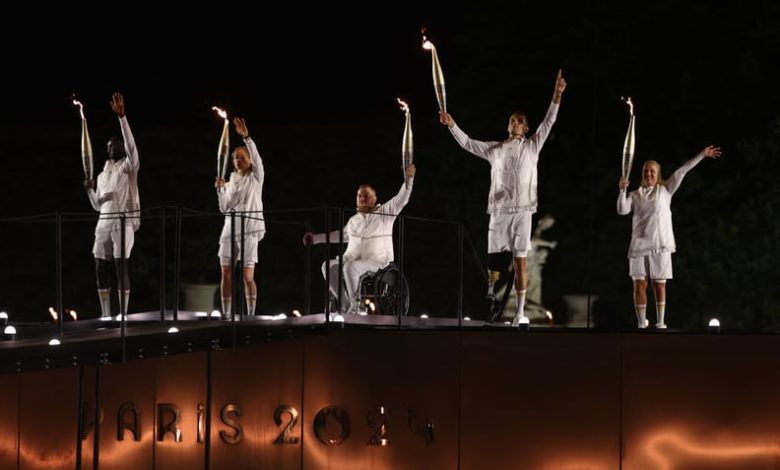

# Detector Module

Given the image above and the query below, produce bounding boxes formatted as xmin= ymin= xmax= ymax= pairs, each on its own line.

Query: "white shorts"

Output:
xmin=93 ymin=228 xmax=135 ymax=260
xmin=488 ymin=212 xmax=532 ymax=257
xmin=219 ymin=233 xmax=264 ymax=267
xmin=629 ymin=252 xmax=672 ymax=281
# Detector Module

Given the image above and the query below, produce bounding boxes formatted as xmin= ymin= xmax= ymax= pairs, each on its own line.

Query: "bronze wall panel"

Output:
xmin=460 ymin=331 xmax=621 ymax=470
xmin=78 ymin=366 xmax=96 ymax=470
xmin=19 ymin=368 xmax=78 ymax=470
xmin=209 ymin=339 xmax=305 ymax=470
xmin=0 ymin=374 xmax=19 ymax=469
xmin=94 ymin=361 xmax=155 ymax=470
xmin=622 ymin=334 xmax=780 ymax=469
xmin=302 ymin=330 xmax=460 ymax=470
xmin=153 ymin=352 xmax=207 ymax=469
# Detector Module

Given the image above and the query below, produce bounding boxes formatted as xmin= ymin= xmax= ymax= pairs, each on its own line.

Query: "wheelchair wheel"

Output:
xmin=374 ymin=265 xmax=409 ymax=316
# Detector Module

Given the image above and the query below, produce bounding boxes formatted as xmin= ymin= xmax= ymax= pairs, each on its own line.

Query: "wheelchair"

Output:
xmin=356 ymin=262 xmax=410 ymax=316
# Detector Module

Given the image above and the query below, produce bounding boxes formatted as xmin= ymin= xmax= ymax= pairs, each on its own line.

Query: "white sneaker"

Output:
xmin=512 ymin=314 xmax=527 ymax=327
xmin=655 ymin=323 xmax=667 ymax=329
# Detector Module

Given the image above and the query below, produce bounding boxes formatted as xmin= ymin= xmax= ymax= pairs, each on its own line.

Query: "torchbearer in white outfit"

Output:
xmin=83 ymin=93 xmax=140 ymax=319
xmin=215 ymin=118 xmax=266 ymax=317
xmin=303 ymin=164 xmax=416 ymax=314
xmin=617 ymin=145 xmax=722 ymax=329
xmin=439 ymin=70 xmax=566 ymax=325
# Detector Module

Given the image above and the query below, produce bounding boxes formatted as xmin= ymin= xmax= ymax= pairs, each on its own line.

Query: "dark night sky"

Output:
xmin=2 ymin=3 xmax=779 ymax=328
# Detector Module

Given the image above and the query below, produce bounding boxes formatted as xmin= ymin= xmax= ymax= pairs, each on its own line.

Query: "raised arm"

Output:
xmin=84 ymin=178 xmax=100 ymax=211
xmin=112 ymin=93 xmax=139 ymax=171
xmin=617 ymin=177 xmax=632 ymax=215
xmin=552 ymin=69 xmax=566 ymax=105
xmin=440 ymin=112 xmax=495 ymax=161
xmin=233 ymin=117 xmax=264 ymax=181
xmin=665 ymin=145 xmax=722 ymax=195
xmin=379 ymin=164 xmax=416 ymax=216
xmin=531 ymin=69 xmax=566 ymax=146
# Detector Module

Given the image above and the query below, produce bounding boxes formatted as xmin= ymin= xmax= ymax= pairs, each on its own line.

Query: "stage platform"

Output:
xmin=0 ymin=309 xmax=714 ymax=374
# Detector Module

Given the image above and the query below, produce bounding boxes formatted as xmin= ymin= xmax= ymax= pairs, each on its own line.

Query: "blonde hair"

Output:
xmin=641 ymin=160 xmax=664 ymax=186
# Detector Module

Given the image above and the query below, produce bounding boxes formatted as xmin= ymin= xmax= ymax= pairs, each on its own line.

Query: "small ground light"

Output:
xmin=4 ymin=325 xmax=17 ymax=339
xmin=420 ymin=314 xmax=429 ymax=319
xmin=518 ymin=316 xmax=530 ymax=331
xmin=167 ymin=327 xmax=179 ymax=334
xmin=210 ymin=310 xmax=222 ymax=318
xmin=0 ymin=311 xmax=8 ymax=326
xmin=708 ymin=318 xmax=720 ymax=333
xmin=48 ymin=338 xmax=61 ymax=346
xmin=463 ymin=316 xmax=471 ymax=321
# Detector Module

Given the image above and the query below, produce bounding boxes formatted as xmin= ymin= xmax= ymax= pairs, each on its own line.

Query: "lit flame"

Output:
xmin=621 ymin=96 xmax=634 ymax=116
xmin=72 ymin=96 xmax=85 ymax=120
xmin=48 ymin=307 xmax=58 ymax=321
xmin=421 ymin=28 xmax=434 ymax=50
xmin=69 ymin=309 xmax=78 ymax=321
xmin=397 ymin=98 xmax=409 ymax=114
xmin=212 ymin=106 xmax=228 ymax=120
xmin=421 ymin=28 xmax=447 ymax=112
xmin=213 ymin=106 xmax=230 ymax=179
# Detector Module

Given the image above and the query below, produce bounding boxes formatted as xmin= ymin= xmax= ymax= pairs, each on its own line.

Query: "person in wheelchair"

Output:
xmin=303 ymin=163 xmax=416 ymax=314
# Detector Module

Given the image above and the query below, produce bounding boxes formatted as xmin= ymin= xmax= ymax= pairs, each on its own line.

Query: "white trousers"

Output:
xmin=322 ymin=258 xmax=385 ymax=311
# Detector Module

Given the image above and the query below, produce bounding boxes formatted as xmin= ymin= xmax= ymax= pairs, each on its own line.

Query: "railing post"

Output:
xmin=324 ymin=207 xmax=331 ymax=325
xmin=458 ymin=222 xmax=464 ymax=325
xmin=55 ymin=212 xmax=63 ymax=338
xmin=159 ymin=207 xmax=166 ymax=321
xmin=397 ymin=214 xmax=405 ymax=328
xmin=120 ymin=214 xmax=127 ymax=363
xmin=174 ymin=207 xmax=182 ymax=321
xmin=304 ymin=221 xmax=312 ymax=315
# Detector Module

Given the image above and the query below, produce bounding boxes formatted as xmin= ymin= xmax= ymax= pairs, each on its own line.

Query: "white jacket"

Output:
xmin=449 ymin=102 xmax=559 ymax=214
xmin=315 ymin=180 xmax=413 ymax=266
xmin=87 ymin=116 xmax=140 ymax=233
xmin=617 ymin=153 xmax=704 ymax=257
xmin=218 ymin=137 xmax=265 ymax=240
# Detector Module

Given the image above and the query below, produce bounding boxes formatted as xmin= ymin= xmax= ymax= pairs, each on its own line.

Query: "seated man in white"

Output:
xmin=303 ymin=163 xmax=416 ymax=313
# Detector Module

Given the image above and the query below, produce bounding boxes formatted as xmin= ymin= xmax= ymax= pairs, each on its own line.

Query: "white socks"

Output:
xmin=635 ymin=304 xmax=647 ymax=328
xmin=512 ymin=289 xmax=527 ymax=326
xmin=221 ymin=297 xmax=232 ymax=318
xmin=656 ymin=301 xmax=666 ymax=328
xmin=121 ymin=290 xmax=130 ymax=317
xmin=246 ymin=294 xmax=257 ymax=316
xmin=98 ymin=289 xmax=111 ymax=318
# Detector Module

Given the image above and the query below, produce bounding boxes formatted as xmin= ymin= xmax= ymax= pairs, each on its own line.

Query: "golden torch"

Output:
xmin=422 ymin=31 xmax=447 ymax=113
xmin=72 ymin=97 xmax=93 ymax=180
xmin=397 ymin=98 xmax=413 ymax=186
xmin=212 ymin=106 xmax=230 ymax=179
xmin=621 ymin=97 xmax=636 ymax=179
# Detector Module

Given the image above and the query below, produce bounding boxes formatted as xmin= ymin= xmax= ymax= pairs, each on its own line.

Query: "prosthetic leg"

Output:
xmin=487 ymin=252 xmax=514 ymax=323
